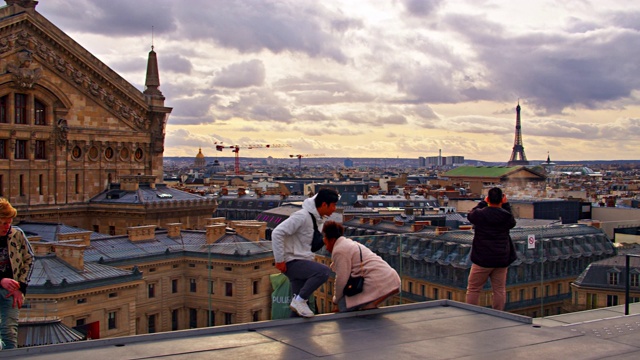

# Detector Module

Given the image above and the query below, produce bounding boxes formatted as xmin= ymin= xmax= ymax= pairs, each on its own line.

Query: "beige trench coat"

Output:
xmin=330 ymin=236 xmax=400 ymax=309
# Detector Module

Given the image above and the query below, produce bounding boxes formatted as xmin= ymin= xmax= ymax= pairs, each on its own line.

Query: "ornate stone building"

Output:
xmin=21 ymin=219 xmax=275 ymax=339
xmin=0 ymin=0 xmax=190 ymax=229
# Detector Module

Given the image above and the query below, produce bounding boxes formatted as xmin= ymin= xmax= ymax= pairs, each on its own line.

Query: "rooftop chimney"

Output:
xmin=166 ymin=223 xmax=182 ymax=238
xmin=58 ymin=231 xmax=92 ymax=246
xmin=232 ymin=222 xmax=262 ymax=242
xmin=205 ymin=223 xmax=226 ymax=244
xmin=127 ymin=225 xmax=157 ymax=242
xmin=54 ymin=243 xmax=86 ymax=271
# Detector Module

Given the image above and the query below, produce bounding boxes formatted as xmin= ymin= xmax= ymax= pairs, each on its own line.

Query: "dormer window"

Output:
xmin=608 ymin=267 xmax=621 ymax=285
xmin=631 ymin=270 xmax=640 ymax=287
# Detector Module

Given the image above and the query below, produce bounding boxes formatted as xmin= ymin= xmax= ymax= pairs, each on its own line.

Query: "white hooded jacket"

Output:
xmin=272 ymin=196 xmax=323 ymax=263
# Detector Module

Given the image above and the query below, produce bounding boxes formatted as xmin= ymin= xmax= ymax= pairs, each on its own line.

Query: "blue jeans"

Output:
xmin=0 ymin=288 xmax=20 ymax=349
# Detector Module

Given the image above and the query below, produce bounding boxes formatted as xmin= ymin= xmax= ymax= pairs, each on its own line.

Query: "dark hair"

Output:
xmin=487 ymin=187 xmax=503 ymax=205
xmin=322 ymin=220 xmax=344 ymax=240
xmin=314 ymin=188 xmax=339 ymax=208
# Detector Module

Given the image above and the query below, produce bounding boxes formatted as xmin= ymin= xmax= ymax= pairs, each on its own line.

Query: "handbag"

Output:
xmin=308 ymin=212 xmax=324 ymax=252
xmin=344 ymin=244 xmax=365 ymax=296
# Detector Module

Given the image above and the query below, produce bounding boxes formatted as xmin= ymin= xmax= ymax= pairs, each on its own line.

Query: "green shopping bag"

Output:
xmin=270 ymin=273 xmax=317 ymax=319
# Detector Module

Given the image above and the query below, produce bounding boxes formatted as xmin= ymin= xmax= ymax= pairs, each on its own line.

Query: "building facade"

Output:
xmin=22 ymin=220 xmax=276 ymax=338
xmin=0 ymin=1 xmax=172 ymax=226
xmin=313 ymin=220 xmax=616 ymax=318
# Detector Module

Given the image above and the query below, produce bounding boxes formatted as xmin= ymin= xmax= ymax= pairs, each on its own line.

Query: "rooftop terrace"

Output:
xmin=7 ymin=301 xmax=640 ymax=359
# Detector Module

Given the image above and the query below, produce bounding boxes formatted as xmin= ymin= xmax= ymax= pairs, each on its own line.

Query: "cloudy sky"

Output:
xmin=36 ymin=0 xmax=640 ymax=162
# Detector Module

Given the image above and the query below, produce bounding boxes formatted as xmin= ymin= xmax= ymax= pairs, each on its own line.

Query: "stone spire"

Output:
xmin=143 ymin=46 xmax=164 ymax=99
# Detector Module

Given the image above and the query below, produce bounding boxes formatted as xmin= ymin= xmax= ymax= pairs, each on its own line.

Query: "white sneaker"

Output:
xmin=290 ymin=297 xmax=314 ymax=318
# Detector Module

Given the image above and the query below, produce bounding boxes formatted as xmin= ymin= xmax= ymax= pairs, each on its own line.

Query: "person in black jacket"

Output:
xmin=465 ymin=187 xmax=517 ymax=310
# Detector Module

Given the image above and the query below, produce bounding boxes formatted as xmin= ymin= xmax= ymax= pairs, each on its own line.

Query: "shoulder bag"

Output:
xmin=344 ymin=244 xmax=365 ymax=296
xmin=308 ymin=212 xmax=324 ymax=252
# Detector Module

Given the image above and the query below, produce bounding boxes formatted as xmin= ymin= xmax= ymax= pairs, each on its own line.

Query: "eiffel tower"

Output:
xmin=507 ymin=101 xmax=530 ymax=166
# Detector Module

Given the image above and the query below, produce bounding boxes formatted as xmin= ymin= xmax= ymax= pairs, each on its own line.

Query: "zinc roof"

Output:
xmin=29 ymin=255 xmax=138 ymax=288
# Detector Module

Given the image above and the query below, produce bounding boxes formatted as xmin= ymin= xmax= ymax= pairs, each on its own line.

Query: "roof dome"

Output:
xmin=196 ymin=148 xmax=205 ymax=158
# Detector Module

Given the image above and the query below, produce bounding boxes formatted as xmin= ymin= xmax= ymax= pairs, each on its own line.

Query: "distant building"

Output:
xmin=425 ymin=154 xmax=464 ymax=167
xmin=315 ymin=219 xmax=615 ymax=317
xmin=571 ymin=250 xmax=640 ymax=311
xmin=439 ymin=166 xmax=546 ymax=195
xmin=194 ymin=148 xmax=206 ymax=168
xmin=344 ymin=158 xmax=354 ymax=167
xmin=445 ymin=156 xmax=465 ymax=165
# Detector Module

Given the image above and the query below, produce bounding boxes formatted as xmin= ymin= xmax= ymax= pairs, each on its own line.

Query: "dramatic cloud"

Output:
xmin=36 ymin=0 xmax=640 ymax=161
xmin=212 ymin=59 xmax=265 ymax=88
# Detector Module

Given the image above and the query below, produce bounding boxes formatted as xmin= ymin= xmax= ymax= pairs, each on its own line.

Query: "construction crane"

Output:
xmin=289 ymin=154 xmax=325 ymax=175
xmin=216 ymin=143 xmax=291 ymax=175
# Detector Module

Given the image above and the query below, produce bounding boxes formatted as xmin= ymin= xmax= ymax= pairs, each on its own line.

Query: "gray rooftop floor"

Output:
xmin=6 ymin=301 xmax=640 ymax=359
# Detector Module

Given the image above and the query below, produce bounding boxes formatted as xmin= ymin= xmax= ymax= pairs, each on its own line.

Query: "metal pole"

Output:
xmin=398 ymin=235 xmax=403 ymax=304
xmin=626 ymin=254 xmax=630 ymax=316
xmin=540 ymin=229 xmax=544 ymax=318
xmin=208 ymin=244 xmax=212 ymax=326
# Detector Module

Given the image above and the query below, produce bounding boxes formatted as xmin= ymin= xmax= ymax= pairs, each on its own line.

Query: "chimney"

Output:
xmin=58 ymin=231 xmax=92 ymax=246
xmin=206 ymin=223 xmax=226 ymax=244
xmin=411 ymin=223 xmax=425 ymax=232
xmin=238 ymin=188 xmax=246 ymax=197
xmin=232 ymin=222 xmax=262 ymax=242
xmin=435 ymin=226 xmax=449 ymax=235
xmin=459 ymin=225 xmax=473 ymax=231
xmin=369 ymin=218 xmax=382 ymax=225
xmin=231 ymin=220 xmax=266 ymax=239
xmin=206 ymin=217 xmax=226 ymax=226
xmin=167 ymin=223 xmax=182 ymax=238
xmin=127 ymin=225 xmax=157 ymax=242
xmin=31 ymin=241 xmax=53 ymax=256
xmin=54 ymin=243 xmax=86 ymax=271
xmin=404 ymin=206 xmax=414 ymax=216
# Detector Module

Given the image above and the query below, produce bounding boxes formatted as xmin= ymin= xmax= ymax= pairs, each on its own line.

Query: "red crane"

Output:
xmin=216 ymin=143 xmax=291 ymax=175
xmin=289 ymin=154 xmax=325 ymax=175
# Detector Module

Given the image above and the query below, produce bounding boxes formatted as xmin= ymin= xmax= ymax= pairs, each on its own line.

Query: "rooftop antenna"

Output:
xmin=151 ymin=25 xmax=154 ymax=50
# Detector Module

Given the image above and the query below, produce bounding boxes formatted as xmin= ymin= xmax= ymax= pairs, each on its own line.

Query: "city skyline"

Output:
xmin=37 ymin=0 xmax=640 ymax=162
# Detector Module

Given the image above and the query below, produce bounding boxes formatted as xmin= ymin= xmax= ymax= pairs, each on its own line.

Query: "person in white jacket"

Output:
xmin=272 ymin=188 xmax=339 ymax=318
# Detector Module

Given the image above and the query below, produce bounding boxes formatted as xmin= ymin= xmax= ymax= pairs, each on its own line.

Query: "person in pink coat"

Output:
xmin=322 ymin=221 xmax=400 ymax=312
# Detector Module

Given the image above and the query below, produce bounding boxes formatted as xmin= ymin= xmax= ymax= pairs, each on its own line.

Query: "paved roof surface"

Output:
xmin=8 ymin=301 xmax=640 ymax=359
